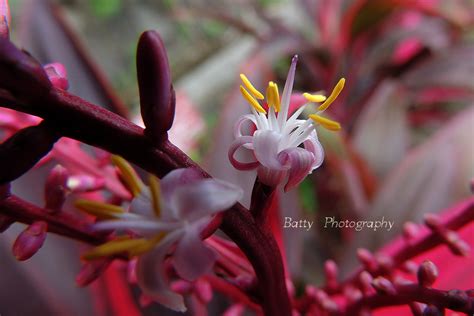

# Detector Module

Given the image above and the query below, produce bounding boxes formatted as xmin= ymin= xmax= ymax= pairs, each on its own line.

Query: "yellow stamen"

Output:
xmin=309 ymin=114 xmax=341 ymax=131
xmin=317 ymin=78 xmax=345 ymax=111
xmin=75 ymin=199 xmax=124 ymax=219
xmin=111 ymin=155 xmax=143 ymax=197
xmin=240 ymin=74 xmax=264 ymax=99
xmin=82 ymin=237 xmax=150 ymax=260
xmin=148 ymin=175 xmax=161 ymax=218
xmin=303 ymin=93 xmax=327 ymax=103
xmin=240 ymin=86 xmax=266 ymax=114
xmin=128 ymin=233 xmax=166 ymax=257
xmin=269 ymin=82 xmax=280 ymax=112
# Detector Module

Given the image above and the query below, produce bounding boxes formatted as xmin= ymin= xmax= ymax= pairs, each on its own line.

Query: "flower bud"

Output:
xmin=359 ymin=271 xmax=374 ymax=295
xmin=44 ymin=62 xmax=69 ymax=90
xmin=357 ymin=248 xmax=377 ymax=271
xmin=12 ymin=221 xmax=47 ymax=261
xmin=194 ymin=278 xmax=213 ymax=304
xmin=445 ymin=230 xmax=470 ymax=257
xmin=0 ymin=38 xmax=51 ymax=100
xmin=417 ymin=260 xmax=438 ymax=287
xmin=371 ymin=276 xmax=397 ymax=295
xmin=136 ymin=31 xmax=175 ymax=141
xmin=76 ymin=258 xmax=112 ymax=287
xmin=44 ymin=165 xmax=69 ymax=213
xmin=324 ymin=259 xmax=338 ymax=289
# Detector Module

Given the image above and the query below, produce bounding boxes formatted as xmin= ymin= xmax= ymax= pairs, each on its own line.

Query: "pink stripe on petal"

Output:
xmin=228 ymin=136 xmax=259 ymax=170
xmin=174 ymin=228 xmax=216 ymax=281
xmin=257 ymin=165 xmax=287 ymax=187
xmin=279 ymin=147 xmax=315 ymax=192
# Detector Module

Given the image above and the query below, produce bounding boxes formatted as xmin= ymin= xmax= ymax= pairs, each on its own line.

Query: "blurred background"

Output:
xmin=1 ymin=0 xmax=473 ymax=315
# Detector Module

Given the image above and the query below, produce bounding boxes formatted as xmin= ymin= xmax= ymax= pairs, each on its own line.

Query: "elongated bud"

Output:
xmin=45 ymin=165 xmax=69 ymax=213
xmin=371 ymin=276 xmax=397 ymax=295
xmin=12 ymin=221 xmax=47 ymax=260
xmin=417 ymin=260 xmax=438 ymax=287
xmin=324 ymin=260 xmax=338 ymax=289
xmin=0 ymin=0 xmax=10 ymax=39
xmin=76 ymin=258 xmax=112 ymax=287
xmin=136 ymin=31 xmax=175 ymax=141
xmin=0 ymin=38 xmax=51 ymax=100
xmin=194 ymin=278 xmax=213 ymax=304
xmin=44 ymin=62 xmax=69 ymax=90
xmin=357 ymin=248 xmax=377 ymax=271
xmin=0 ymin=122 xmax=59 ymax=184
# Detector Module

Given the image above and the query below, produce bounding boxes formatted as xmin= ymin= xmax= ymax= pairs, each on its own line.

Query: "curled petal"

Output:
xmin=136 ymin=230 xmax=186 ymax=312
xmin=228 ymin=136 xmax=259 ymax=171
xmin=278 ymin=147 xmax=315 ymax=191
xmin=253 ymin=130 xmax=285 ymax=170
xmin=172 ymin=179 xmax=243 ymax=221
xmin=234 ymin=114 xmax=257 ymax=138
xmin=174 ymin=227 xmax=216 ymax=280
xmin=304 ymin=135 xmax=325 ymax=169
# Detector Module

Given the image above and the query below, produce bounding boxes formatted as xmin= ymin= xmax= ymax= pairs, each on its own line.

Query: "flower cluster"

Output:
xmin=229 ymin=55 xmax=345 ymax=191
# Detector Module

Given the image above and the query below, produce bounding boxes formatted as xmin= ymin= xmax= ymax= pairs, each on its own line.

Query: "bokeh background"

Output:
xmin=1 ymin=0 xmax=473 ymax=315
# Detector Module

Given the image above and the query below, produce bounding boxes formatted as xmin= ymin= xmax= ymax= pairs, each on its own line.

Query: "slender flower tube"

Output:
xmin=229 ymin=55 xmax=345 ymax=191
xmin=75 ymin=158 xmax=243 ymax=312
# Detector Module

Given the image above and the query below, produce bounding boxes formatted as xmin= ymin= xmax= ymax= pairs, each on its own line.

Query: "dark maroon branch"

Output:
xmin=0 ymin=191 xmax=104 ymax=245
xmin=0 ymin=121 xmax=59 ymax=184
xmin=0 ymin=35 xmax=291 ymax=315
xmin=342 ymin=284 xmax=474 ymax=315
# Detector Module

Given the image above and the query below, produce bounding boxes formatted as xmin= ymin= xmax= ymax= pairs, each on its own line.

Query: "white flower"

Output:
xmin=229 ymin=55 xmax=345 ymax=191
xmin=76 ymin=162 xmax=243 ymax=312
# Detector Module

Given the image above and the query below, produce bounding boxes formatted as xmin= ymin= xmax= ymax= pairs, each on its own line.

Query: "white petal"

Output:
xmin=171 ymin=179 xmax=243 ymax=221
xmin=278 ymin=55 xmax=298 ymax=128
xmin=136 ymin=230 xmax=186 ymax=312
xmin=173 ymin=227 xmax=216 ymax=280
xmin=129 ymin=190 xmax=153 ymax=217
xmin=253 ymin=130 xmax=286 ymax=170
xmin=92 ymin=220 xmax=182 ymax=235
